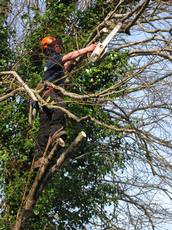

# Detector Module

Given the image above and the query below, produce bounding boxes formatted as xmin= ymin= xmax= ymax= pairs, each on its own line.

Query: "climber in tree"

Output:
xmin=35 ymin=36 xmax=96 ymax=158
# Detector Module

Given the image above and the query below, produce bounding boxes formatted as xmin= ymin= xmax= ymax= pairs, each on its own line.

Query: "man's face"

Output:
xmin=53 ymin=43 xmax=62 ymax=53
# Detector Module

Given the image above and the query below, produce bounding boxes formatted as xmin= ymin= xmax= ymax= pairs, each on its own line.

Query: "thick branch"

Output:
xmin=13 ymin=131 xmax=86 ymax=230
xmin=38 ymin=131 xmax=87 ymax=193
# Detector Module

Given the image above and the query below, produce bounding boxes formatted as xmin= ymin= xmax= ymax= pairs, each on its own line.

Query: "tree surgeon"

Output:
xmin=34 ymin=36 xmax=96 ymax=163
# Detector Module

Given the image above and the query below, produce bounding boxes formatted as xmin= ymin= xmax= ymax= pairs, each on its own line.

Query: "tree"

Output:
xmin=1 ymin=0 xmax=172 ymax=229
xmin=0 ymin=0 xmax=11 ymax=70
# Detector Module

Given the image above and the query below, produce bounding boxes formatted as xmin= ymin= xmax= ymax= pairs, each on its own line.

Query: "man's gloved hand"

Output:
xmin=29 ymin=100 xmax=40 ymax=125
xmin=30 ymin=100 xmax=39 ymax=116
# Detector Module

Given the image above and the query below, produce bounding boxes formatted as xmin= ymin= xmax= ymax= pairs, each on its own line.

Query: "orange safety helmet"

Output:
xmin=40 ymin=36 xmax=57 ymax=49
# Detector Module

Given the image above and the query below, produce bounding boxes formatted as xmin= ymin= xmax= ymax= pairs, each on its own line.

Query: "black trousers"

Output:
xmin=36 ymin=89 xmax=66 ymax=156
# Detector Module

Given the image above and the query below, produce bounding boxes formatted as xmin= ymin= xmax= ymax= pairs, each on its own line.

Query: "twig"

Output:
xmin=0 ymin=71 xmax=38 ymax=102
xmin=0 ymin=87 xmax=24 ymax=102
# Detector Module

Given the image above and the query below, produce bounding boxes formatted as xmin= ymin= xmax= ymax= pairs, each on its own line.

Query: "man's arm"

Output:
xmin=62 ymin=44 xmax=96 ymax=72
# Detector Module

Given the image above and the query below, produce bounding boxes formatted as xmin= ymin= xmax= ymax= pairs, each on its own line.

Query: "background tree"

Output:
xmin=1 ymin=0 xmax=172 ymax=229
xmin=0 ymin=0 xmax=11 ymax=70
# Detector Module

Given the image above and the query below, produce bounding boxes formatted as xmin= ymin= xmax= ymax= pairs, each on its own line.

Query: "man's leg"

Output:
xmin=49 ymin=93 xmax=66 ymax=140
xmin=35 ymin=112 xmax=50 ymax=157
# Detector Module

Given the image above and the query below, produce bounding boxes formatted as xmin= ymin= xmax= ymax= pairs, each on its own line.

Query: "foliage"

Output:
xmin=0 ymin=0 xmax=130 ymax=229
xmin=72 ymin=51 xmax=129 ymax=93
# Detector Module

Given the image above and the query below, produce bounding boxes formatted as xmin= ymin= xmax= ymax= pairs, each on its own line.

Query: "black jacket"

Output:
xmin=43 ymin=52 xmax=64 ymax=84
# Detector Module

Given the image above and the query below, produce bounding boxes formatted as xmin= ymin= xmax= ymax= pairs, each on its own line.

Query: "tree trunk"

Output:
xmin=13 ymin=131 xmax=86 ymax=229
